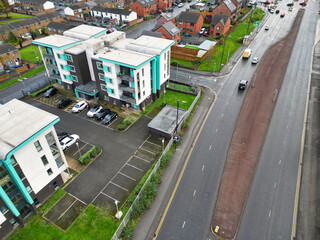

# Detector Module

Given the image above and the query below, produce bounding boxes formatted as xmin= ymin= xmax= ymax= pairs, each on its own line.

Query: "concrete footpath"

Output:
xmin=132 ymin=86 xmax=215 ymax=240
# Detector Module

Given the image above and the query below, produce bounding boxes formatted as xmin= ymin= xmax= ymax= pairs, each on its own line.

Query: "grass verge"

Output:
xmin=0 ymin=78 xmax=19 ymax=90
xmin=21 ymin=66 xmax=46 ymax=78
xmin=19 ymin=45 xmax=42 ymax=64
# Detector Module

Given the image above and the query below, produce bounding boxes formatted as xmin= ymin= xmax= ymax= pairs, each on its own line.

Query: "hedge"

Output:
xmin=116 ymin=117 xmax=133 ymax=131
xmin=78 ymin=145 xmax=101 ymax=164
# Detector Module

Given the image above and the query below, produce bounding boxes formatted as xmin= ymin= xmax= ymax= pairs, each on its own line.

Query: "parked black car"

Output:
xmin=94 ymin=109 xmax=111 ymax=120
xmin=102 ymin=111 xmax=117 ymax=125
xmin=57 ymin=132 xmax=69 ymax=141
xmin=44 ymin=87 xmax=59 ymax=97
xmin=57 ymin=98 xmax=72 ymax=109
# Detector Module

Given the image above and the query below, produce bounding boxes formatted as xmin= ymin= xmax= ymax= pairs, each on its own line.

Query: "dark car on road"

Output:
xmin=44 ymin=87 xmax=59 ymax=97
xmin=300 ymin=2 xmax=306 ymax=6
xmin=57 ymin=98 xmax=72 ymax=109
xmin=276 ymin=9 xmax=280 ymax=14
xmin=95 ymin=109 xmax=111 ymax=120
xmin=287 ymin=2 xmax=294 ymax=6
xmin=102 ymin=111 xmax=117 ymax=124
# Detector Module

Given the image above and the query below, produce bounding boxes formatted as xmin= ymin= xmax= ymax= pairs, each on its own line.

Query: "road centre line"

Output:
xmin=269 ymin=210 xmax=271 ymax=218
xmin=274 ymin=182 xmax=277 ymax=189
xmin=134 ymin=155 xmax=151 ymax=163
xmin=119 ymin=172 xmax=136 ymax=181
xmin=110 ymin=181 xmax=128 ymax=192
xmin=202 ymin=165 xmax=205 ymax=171
xmin=215 ymin=129 xmax=218 ymax=133
xmin=182 ymin=221 xmax=186 ymax=229
xmin=193 ymin=190 xmax=196 ymax=196
xmin=141 ymin=147 xmax=157 ymax=155
xmin=221 ymin=113 xmax=224 ymax=118
xmin=209 ymin=145 xmax=212 ymax=150
xmin=279 ymin=160 xmax=282 ymax=165
xmin=126 ymin=163 xmax=143 ymax=171
xmin=58 ymin=199 xmax=77 ymax=220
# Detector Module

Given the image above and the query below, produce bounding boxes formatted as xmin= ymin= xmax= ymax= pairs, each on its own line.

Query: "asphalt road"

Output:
xmin=156 ymin=3 xmax=318 ymax=240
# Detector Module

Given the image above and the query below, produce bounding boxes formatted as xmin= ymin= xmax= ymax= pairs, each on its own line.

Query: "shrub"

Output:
xmin=90 ymin=148 xmax=97 ymax=158
xmin=120 ymin=226 xmax=133 ymax=240
xmin=116 ymin=123 xmax=126 ymax=131
xmin=236 ymin=37 xmax=244 ymax=43
xmin=123 ymin=117 xmax=133 ymax=126
xmin=79 ymin=152 xmax=91 ymax=164
xmin=78 ymin=145 xmax=101 ymax=164
xmin=94 ymin=145 xmax=101 ymax=155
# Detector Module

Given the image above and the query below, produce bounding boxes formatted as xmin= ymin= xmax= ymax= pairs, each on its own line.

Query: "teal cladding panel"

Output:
xmin=133 ymin=104 xmax=137 ymax=109
xmin=130 ymin=69 xmax=134 ymax=77
xmin=105 ymin=77 xmax=110 ymax=83
xmin=0 ymin=186 xmax=20 ymax=217
xmin=75 ymin=89 xmax=80 ymax=98
xmin=131 ymin=82 xmax=135 ymax=88
xmin=151 ymin=59 xmax=156 ymax=94
xmin=133 ymin=93 xmax=136 ymax=98
xmin=156 ymin=55 xmax=161 ymax=90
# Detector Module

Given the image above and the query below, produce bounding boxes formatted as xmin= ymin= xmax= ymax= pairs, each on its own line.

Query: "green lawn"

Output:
xmin=185 ymin=45 xmax=200 ymax=50
xmin=0 ymin=12 xmax=32 ymax=25
xmin=0 ymin=78 xmax=19 ymax=90
xmin=171 ymin=58 xmax=195 ymax=68
xmin=168 ymin=82 xmax=195 ymax=94
xmin=21 ymin=66 xmax=46 ymax=78
xmin=19 ymin=45 xmax=41 ymax=63
xmin=196 ymin=8 xmax=265 ymax=72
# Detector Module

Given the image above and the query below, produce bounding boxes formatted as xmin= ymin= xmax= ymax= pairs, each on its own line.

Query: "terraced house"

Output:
xmin=32 ymin=25 xmax=174 ymax=111
xmin=0 ymin=99 xmax=70 ymax=239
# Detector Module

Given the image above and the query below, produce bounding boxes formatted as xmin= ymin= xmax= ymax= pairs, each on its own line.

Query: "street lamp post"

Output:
xmin=174 ymin=100 xmax=186 ymax=144
xmin=114 ymin=200 xmax=122 ymax=220
xmin=76 ymin=142 xmax=82 ymax=158
xmin=219 ymin=36 xmax=227 ymax=73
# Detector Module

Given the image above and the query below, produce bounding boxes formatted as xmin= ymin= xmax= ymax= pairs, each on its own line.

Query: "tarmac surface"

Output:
xmin=211 ymin=9 xmax=305 ymax=239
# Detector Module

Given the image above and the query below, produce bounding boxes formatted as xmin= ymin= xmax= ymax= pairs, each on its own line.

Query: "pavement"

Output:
xmin=133 ymin=86 xmax=215 ymax=240
xmin=211 ymin=9 xmax=304 ymax=239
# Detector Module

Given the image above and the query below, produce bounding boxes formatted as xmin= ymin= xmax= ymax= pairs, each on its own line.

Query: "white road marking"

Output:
xmin=274 ymin=182 xmax=277 ymax=189
xmin=110 ymin=181 xmax=128 ymax=192
xmin=215 ymin=129 xmax=218 ymax=133
xmin=231 ymin=91 xmax=234 ymax=95
xmin=226 ymin=101 xmax=229 ymax=105
xmin=202 ymin=165 xmax=205 ymax=171
xmin=141 ymin=147 xmax=156 ymax=155
xmin=119 ymin=172 xmax=136 ymax=181
xmin=221 ymin=113 xmax=224 ymax=118
xmin=283 ymin=140 xmax=285 ymax=144
xmin=269 ymin=210 xmax=271 ymax=218
xmin=193 ymin=190 xmax=196 ymax=196
xmin=126 ymin=163 xmax=143 ymax=172
xmin=209 ymin=145 xmax=212 ymax=150
xmin=58 ymin=199 xmax=77 ymax=220
xmin=286 ymin=124 xmax=289 ymax=129
xmin=182 ymin=221 xmax=186 ymax=228
xmin=279 ymin=160 xmax=282 ymax=165
xmin=134 ymin=155 xmax=150 ymax=163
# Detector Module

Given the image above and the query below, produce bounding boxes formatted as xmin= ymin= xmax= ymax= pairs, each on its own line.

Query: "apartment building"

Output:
xmin=33 ymin=25 xmax=174 ymax=111
xmin=0 ymin=99 xmax=70 ymax=238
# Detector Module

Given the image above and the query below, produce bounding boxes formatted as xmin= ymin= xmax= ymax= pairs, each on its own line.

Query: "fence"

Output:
xmin=111 ymin=88 xmax=201 ymax=239
xmin=0 ymin=76 xmax=50 ymax=104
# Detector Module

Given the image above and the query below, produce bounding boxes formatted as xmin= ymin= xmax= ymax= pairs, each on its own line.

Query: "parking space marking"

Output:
xmin=68 ymin=193 xmax=87 ymax=205
xmin=110 ymin=181 xmax=129 ymax=192
xmin=126 ymin=163 xmax=143 ymax=172
xmin=57 ymin=199 xmax=77 ymax=220
xmin=146 ymin=140 xmax=161 ymax=148
xmin=134 ymin=155 xmax=151 ymax=163
xmin=100 ymin=192 xmax=119 ymax=202
xmin=140 ymin=147 xmax=157 ymax=155
xmin=72 ymin=143 xmax=88 ymax=157
xmin=119 ymin=172 xmax=136 ymax=181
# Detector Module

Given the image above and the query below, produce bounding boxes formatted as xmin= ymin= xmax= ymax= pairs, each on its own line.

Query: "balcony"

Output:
xmin=43 ymin=53 xmax=55 ymax=60
xmin=117 ymin=73 xmax=134 ymax=82
xmin=119 ymin=84 xmax=135 ymax=94
xmin=50 ymin=73 xmax=61 ymax=80
xmin=46 ymin=63 xmax=59 ymax=71
xmin=120 ymin=95 xmax=136 ymax=104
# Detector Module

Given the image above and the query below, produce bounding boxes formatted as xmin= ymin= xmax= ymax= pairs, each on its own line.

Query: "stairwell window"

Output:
xmin=96 ymin=61 xmax=103 ymax=70
xmin=66 ymin=54 xmax=73 ymax=62
xmin=34 ymin=140 xmax=42 ymax=152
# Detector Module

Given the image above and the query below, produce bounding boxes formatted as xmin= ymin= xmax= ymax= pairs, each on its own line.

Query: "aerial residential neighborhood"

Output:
xmin=0 ymin=0 xmax=318 ymax=239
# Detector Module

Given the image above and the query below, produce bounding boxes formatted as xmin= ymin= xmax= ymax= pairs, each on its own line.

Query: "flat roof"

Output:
xmin=129 ymin=35 xmax=174 ymax=54
xmin=32 ymin=35 xmax=80 ymax=49
xmin=148 ymin=105 xmax=187 ymax=135
xmin=65 ymin=45 xmax=85 ymax=55
xmin=97 ymin=49 xmax=154 ymax=68
xmin=63 ymin=25 xmax=107 ymax=40
xmin=0 ymin=99 xmax=59 ymax=160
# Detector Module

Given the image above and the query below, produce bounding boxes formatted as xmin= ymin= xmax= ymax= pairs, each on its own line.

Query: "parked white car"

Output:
xmin=199 ymin=28 xmax=205 ymax=35
xmin=59 ymin=134 xmax=79 ymax=151
xmin=72 ymin=101 xmax=88 ymax=113
xmin=87 ymin=105 xmax=103 ymax=118
xmin=178 ymin=3 xmax=184 ymax=7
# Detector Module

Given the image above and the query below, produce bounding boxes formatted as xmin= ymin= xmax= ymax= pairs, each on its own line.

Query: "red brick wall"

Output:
xmin=131 ymin=2 xmax=157 ymax=17
xmin=177 ymin=15 xmax=203 ymax=35
xmin=160 ymin=16 xmax=175 ymax=24
xmin=212 ymin=4 xmax=231 ymax=16
xmin=210 ymin=17 xmax=230 ymax=37
xmin=155 ymin=26 xmax=180 ymax=45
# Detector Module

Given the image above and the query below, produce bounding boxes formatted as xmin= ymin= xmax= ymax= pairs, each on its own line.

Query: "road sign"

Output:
xmin=253 ymin=21 xmax=260 ymax=27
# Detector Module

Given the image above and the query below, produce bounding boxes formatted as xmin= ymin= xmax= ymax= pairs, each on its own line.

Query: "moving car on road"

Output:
xmin=57 ymin=98 xmax=72 ymax=109
xmin=44 ymin=87 xmax=59 ymax=97
xmin=300 ymin=2 xmax=306 ymax=6
xmin=238 ymin=80 xmax=248 ymax=90
xmin=72 ymin=101 xmax=88 ymax=113
xmin=87 ymin=105 xmax=103 ymax=117
xmin=265 ymin=25 xmax=270 ymax=30
xmin=59 ymin=134 xmax=79 ymax=150
xmin=251 ymin=57 xmax=259 ymax=64
xmin=280 ymin=13 xmax=285 ymax=17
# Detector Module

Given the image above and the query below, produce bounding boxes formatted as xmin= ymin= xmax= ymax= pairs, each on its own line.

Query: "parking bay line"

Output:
xmin=134 ymin=155 xmax=151 ymax=163
xmin=146 ymin=140 xmax=162 ymax=148
xmin=110 ymin=181 xmax=129 ymax=192
xmin=140 ymin=147 xmax=157 ymax=155
xmin=119 ymin=172 xmax=136 ymax=181
xmin=67 ymin=193 xmax=87 ymax=206
xmin=58 ymin=199 xmax=77 ymax=220
xmin=126 ymin=163 xmax=143 ymax=172
xmin=72 ymin=144 xmax=88 ymax=157
xmin=100 ymin=192 xmax=120 ymax=202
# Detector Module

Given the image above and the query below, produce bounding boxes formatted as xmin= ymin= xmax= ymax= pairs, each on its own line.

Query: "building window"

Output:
xmin=47 ymin=168 xmax=53 ymax=176
xmin=143 ymin=80 xmax=145 ymax=87
xmin=18 ymin=171 xmax=25 ymax=179
xmin=34 ymin=140 xmax=42 ymax=152
xmin=137 ymin=72 xmax=140 ymax=80
xmin=11 ymin=156 xmax=17 ymax=165
xmin=96 ymin=61 xmax=103 ymax=70
xmin=217 ymin=27 xmax=221 ymax=30
xmin=53 ymin=181 xmax=58 ymax=190
xmin=26 ymin=185 xmax=32 ymax=193
xmin=0 ymin=206 xmax=8 ymax=214
xmin=108 ymin=88 xmax=114 ymax=94
xmin=101 ymin=84 xmax=108 ymax=91
xmin=104 ymin=95 xmax=109 ymax=101
xmin=69 ymin=65 xmax=76 ymax=72
xmin=9 ymin=218 xmax=18 ymax=227
xmin=41 ymin=155 xmax=49 ymax=166
xmin=142 ymin=68 xmax=144 ymax=76
xmin=66 ymin=54 xmax=73 ymax=62
xmin=98 ymin=73 xmax=105 ymax=81
xmin=33 ymin=198 xmax=40 ymax=206
xmin=164 ymin=52 xmax=166 ymax=60
xmin=179 ymin=21 xmax=183 ymax=25
xmin=71 ymin=75 xmax=78 ymax=82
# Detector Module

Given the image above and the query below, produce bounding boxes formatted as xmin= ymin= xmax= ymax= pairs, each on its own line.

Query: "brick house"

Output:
xmin=0 ymin=43 xmax=21 ymax=71
xmin=91 ymin=6 xmax=137 ymax=25
xmin=210 ymin=14 xmax=230 ymax=37
xmin=46 ymin=22 xmax=75 ymax=35
xmin=212 ymin=0 xmax=237 ymax=19
xmin=64 ymin=3 xmax=92 ymax=21
xmin=158 ymin=12 xmax=175 ymax=25
xmin=156 ymin=0 xmax=173 ymax=11
xmin=95 ymin=0 xmax=125 ymax=8
xmin=176 ymin=11 xmax=203 ymax=35
xmin=230 ymin=0 xmax=242 ymax=15
xmin=0 ymin=11 xmax=63 ymax=42
xmin=154 ymin=21 xmax=180 ymax=45
xmin=131 ymin=0 xmax=157 ymax=17
xmin=13 ymin=0 xmax=55 ymax=16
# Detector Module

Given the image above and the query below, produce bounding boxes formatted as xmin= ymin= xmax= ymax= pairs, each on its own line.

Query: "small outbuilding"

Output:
xmin=148 ymin=105 xmax=187 ymax=140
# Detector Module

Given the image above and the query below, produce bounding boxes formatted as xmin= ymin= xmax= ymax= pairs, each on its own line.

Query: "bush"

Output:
xmin=120 ymin=226 xmax=133 ymax=240
xmin=123 ymin=117 xmax=133 ymax=126
xmin=78 ymin=145 xmax=101 ymax=164
xmin=116 ymin=123 xmax=126 ymax=131
xmin=236 ymin=37 xmax=244 ymax=43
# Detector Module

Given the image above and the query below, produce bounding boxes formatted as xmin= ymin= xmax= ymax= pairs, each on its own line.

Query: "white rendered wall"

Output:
xmin=43 ymin=1 xmax=54 ymax=10
xmin=0 ymin=212 xmax=6 ymax=225
xmin=135 ymin=63 xmax=151 ymax=105
xmin=64 ymin=7 xmax=75 ymax=16
xmin=13 ymin=127 xmax=67 ymax=194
